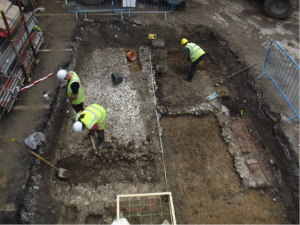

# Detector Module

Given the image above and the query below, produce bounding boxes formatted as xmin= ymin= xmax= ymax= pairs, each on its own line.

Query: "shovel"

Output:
xmin=213 ymin=63 xmax=257 ymax=84
xmin=12 ymin=139 xmax=70 ymax=179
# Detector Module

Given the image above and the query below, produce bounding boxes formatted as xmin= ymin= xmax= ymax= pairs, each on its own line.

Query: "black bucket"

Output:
xmin=156 ymin=65 xmax=168 ymax=76
xmin=111 ymin=74 xmax=123 ymax=85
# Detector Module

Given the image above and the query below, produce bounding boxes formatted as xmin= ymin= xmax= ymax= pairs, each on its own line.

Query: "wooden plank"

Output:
xmin=117 ymin=192 xmax=172 ymax=198
xmin=168 ymin=192 xmax=177 ymax=225
xmin=117 ymin=195 xmax=120 ymax=219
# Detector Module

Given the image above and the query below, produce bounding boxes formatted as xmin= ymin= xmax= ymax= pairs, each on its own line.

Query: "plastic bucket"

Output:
xmin=126 ymin=50 xmax=137 ymax=61
xmin=111 ymin=74 xmax=123 ymax=85
xmin=156 ymin=65 xmax=168 ymax=76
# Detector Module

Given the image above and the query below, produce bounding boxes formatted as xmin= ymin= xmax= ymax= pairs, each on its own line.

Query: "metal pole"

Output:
xmin=16 ymin=0 xmax=37 ymax=58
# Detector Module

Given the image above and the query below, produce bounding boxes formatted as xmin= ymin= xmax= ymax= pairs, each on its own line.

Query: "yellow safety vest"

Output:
xmin=67 ymin=71 xmax=85 ymax=105
xmin=186 ymin=43 xmax=205 ymax=62
xmin=75 ymin=104 xmax=106 ymax=130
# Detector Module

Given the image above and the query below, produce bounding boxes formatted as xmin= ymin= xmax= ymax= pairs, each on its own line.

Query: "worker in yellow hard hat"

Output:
xmin=181 ymin=38 xmax=205 ymax=82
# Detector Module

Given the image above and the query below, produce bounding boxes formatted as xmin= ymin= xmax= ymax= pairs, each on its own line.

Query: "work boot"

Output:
xmin=183 ymin=76 xmax=192 ymax=82
xmin=98 ymin=142 xmax=104 ymax=150
xmin=84 ymin=132 xmax=91 ymax=139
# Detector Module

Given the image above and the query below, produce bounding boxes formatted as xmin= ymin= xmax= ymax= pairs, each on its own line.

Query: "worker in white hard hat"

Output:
xmin=181 ymin=38 xmax=205 ymax=82
xmin=73 ymin=104 xmax=107 ymax=150
xmin=57 ymin=69 xmax=86 ymax=113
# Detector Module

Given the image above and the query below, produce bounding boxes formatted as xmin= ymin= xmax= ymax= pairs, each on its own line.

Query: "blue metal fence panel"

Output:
xmin=65 ymin=0 xmax=174 ymax=20
xmin=65 ymin=0 xmax=113 ymax=19
xmin=257 ymin=41 xmax=300 ymax=122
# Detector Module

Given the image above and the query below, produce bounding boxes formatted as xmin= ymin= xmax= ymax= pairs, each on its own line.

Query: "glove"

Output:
xmin=66 ymin=98 xmax=71 ymax=103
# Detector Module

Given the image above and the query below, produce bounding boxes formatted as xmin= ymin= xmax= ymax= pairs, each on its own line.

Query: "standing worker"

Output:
xmin=57 ymin=70 xmax=86 ymax=113
xmin=73 ymin=104 xmax=107 ymax=150
xmin=181 ymin=38 xmax=205 ymax=82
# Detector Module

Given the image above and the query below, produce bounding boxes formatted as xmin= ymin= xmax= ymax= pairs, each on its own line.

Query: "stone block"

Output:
xmin=246 ymin=159 xmax=258 ymax=165
xmin=88 ymin=202 xmax=105 ymax=216
xmin=151 ymin=39 xmax=165 ymax=48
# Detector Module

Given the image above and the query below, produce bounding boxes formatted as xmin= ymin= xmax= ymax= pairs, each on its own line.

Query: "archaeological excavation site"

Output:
xmin=14 ymin=18 xmax=298 ymax=224
xmin=0 ymin=0 xmax=299 ymax=224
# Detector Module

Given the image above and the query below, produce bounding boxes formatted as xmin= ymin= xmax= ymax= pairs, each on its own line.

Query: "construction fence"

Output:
xmin=65 ymin=0 xmax=185 ymax=20
xmin=257 ymin=41 xmax=299 ymax=122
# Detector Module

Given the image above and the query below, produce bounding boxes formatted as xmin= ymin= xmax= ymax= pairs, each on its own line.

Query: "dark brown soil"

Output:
xmin=1 ymin=0 xmax=298 ymax=224
xmin=60 ymin=137 xmax=159 ymax=186
xmin=17 ymin=16 xmax=298 ymax=224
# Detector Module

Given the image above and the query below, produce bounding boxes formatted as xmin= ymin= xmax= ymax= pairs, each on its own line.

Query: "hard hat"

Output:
xmin=73 ymin=121 xmax=83 ymax=133
xmin=181 ymin=38 xmax=188 ymax=45
xmin=57 ymin=70 xmax=67 ymax=80
xmin=111 ymin=218 xmax=130 ymax=225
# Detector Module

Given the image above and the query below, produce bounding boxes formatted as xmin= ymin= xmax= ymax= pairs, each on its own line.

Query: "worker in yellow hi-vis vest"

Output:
xmin=73 ymin=104 xmax=107 ymax=150
xmin=181 ymin=38 xmax=205 ymax=82
xmin=57 ymin=70 xmax=86 ymax=113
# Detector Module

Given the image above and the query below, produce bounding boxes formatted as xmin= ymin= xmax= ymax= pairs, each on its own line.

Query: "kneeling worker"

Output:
xmin=72 ymin=104 xmax=107 ymax=150
xmin=57 ymin=70 xmax=85 ymax=113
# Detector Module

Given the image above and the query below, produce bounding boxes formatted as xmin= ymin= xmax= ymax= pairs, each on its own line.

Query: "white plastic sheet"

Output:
xmin=24 ymin=132 xmax=46 ymax=149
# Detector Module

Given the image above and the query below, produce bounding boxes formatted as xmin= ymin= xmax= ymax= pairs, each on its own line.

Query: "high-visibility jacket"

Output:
xmin=75 ymin=104 xmax=106 ymax=130
xmin=67 ymin=71 xmax=85 ymax=105
xmin=185 ymin=43 xmax=205 ymax=62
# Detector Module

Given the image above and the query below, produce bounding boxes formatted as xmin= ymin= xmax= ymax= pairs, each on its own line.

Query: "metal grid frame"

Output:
xmin=117 ymin=192 xmax=176 ymax=225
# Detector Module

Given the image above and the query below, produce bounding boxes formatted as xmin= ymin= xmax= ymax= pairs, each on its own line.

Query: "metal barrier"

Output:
xmin=65 ymin=0 xmax=174 ymax=20
xmin=257 ymin=41 xmax=299 ymax=122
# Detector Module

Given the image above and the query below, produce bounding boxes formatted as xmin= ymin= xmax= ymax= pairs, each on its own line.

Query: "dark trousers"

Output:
xmin=72 ymin=102 xmax=84 ymax=113
xmin=96 ymin=129 xmax=105 ymax=145
xmin=188 ymin=54 xmax=205 ymax=81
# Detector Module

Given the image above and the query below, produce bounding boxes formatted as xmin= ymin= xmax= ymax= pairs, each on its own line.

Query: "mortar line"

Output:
xmin=149 ymin=50 xmax=169 ymax=192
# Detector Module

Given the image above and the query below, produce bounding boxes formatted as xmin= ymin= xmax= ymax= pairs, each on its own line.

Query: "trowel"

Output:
xmin=213 ymin=63 xmax=257 ymax=84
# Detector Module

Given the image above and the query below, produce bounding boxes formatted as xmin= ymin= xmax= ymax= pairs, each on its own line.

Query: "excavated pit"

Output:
xmin=19 ymin=18 xmax=299 ymax=224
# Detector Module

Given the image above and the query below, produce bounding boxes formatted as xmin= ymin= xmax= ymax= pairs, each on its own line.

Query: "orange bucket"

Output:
xmin=126 ymin=50 xmax=137 ymax=61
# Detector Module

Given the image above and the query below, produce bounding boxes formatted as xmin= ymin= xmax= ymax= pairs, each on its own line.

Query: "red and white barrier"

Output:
xmin=19 ymin=73 xmax=54 ymax=92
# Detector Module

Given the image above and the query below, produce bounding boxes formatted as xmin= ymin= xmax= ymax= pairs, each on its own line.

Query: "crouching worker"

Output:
xmin=72 ymin=104 xmax=106 ymax=150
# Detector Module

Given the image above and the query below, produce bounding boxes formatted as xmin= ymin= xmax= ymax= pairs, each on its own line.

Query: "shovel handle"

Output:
xmin=90 ymin=136 xmax=96 ymax=149
xmin=228 ymin=63 xmax=258 ymax=78
xmin=90 ymin=136 xmax=98 ymax=154
xmin=12 ymin=139 xmax=59 ymax=171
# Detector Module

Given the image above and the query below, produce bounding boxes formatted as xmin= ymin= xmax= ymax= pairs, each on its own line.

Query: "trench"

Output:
xmin=18 ymin=18 xmax=298 ymax=224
